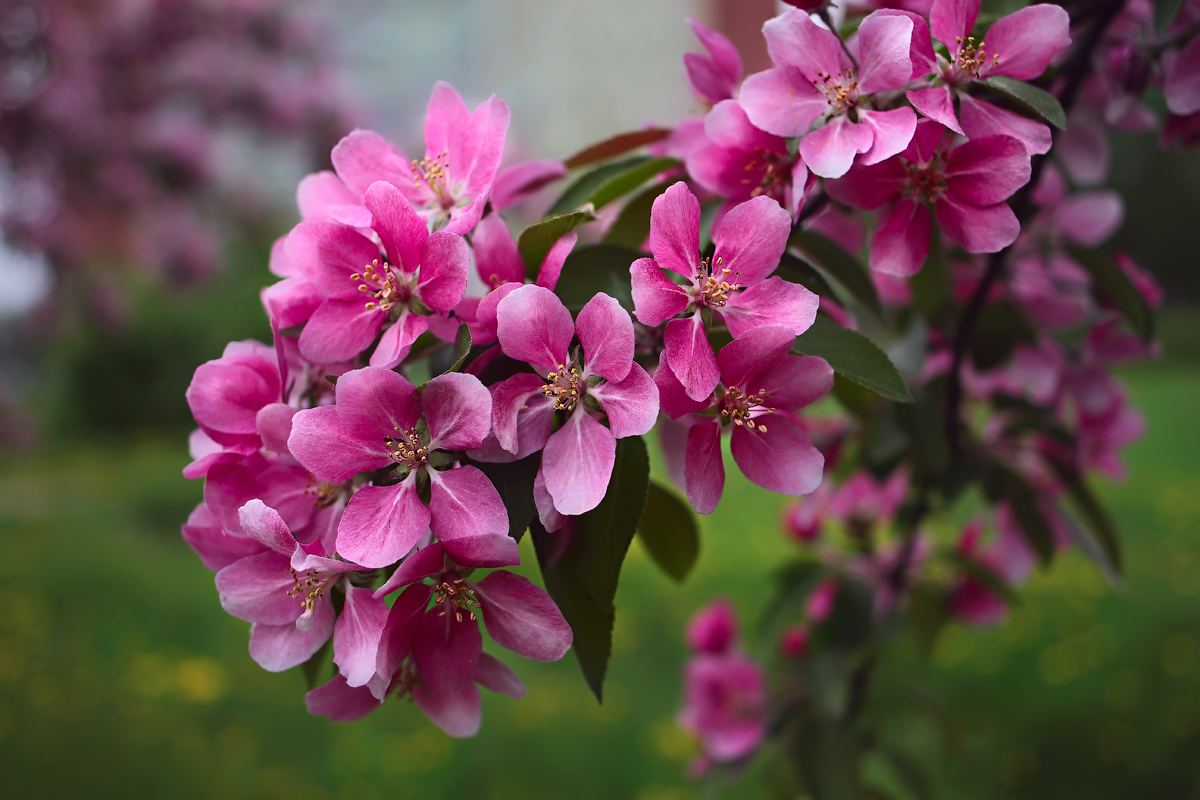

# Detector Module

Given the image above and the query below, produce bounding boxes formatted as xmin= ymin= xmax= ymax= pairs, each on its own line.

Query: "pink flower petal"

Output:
xmin=375 ymin=583 xmax=433 ymax=690
xmin=417 ymin=231 xmax=470 ymax=313
xmin=958 ymin=95 xmax=1052 ymax=155
xmin=333 ymin=366 xmax=421 ymax=445
xmin=722 ymin=276 xmax=820 ymax=338
xmin=871 ymin=9 xmax=937 ymax=78
xmin=712 ymin=195 xmax=792 ymax=285
xmin=298 ymin=299 xmax=384 ymax=364
xmin=717 ymin=324 xmax=796 ymax=391
xmin=929 ymin=0 xmax=979 ymax=51
xmin=764 ymin=7 xmax=847 ymax=79
xmin=685 ymin=420 xmax=725 ymax=515
xmin=286 ymin=221 xmax=381 ymax=301
xmin=237 ymin=499 xmax=295 ymax=556
xmin=475 ymin=652 xmax=526 ymax=699
xmin=577 ymin=292 xmax=634 ymax=383
xmin=424 ymin=82 xmax=472 ymax=173
xmin=664 ymin=314 xmax=721 ymax=402
xmin=1057 ymin=116 xmax=1110 ymax=186
xmin=428 ymin=465 xmax=509 ymax=541
xmin=984 ymin=5 xmax=1071 ymax=81
xmin=799 ymin=117 xmax=875 ymax=179
xmin=333 ymin=584 xmax=390 ymax=688
xmin=730 ymin=416 xmax=824 ymax=496
xmin=630 ymin=257 xmax=690 ymax=327
xmin=907 ymin=87 xmax=964 ymax=134
xmin=364 ymin=181 xmax=428 ymax=273
xmin=496 ymin=285 xmax=574 ymax=375
xmin=262 ymin=276 xmax=322 ymax=330
xmin=856 ymin=13 xmax=914 ymax=93
xmin=740 ymin=67 xmax=828 ymax=139
xmin=373 ymin=543 xmax=445 ymax=598
xmin=331 ymin=129 xmax=411 ymax=197
xmin=256 ymin=403 xmax=296 ymax=455
xmin=655 ymin=358 xmax=711 ymax=420
xmin=368 ymin=310 xmax=429 ymax=368
xmin=474 ymin=570 xmax=573 ymax=662
xmin=306 ymin=674 xmax=382 ymax=721
xmin=442 ymin=534 xmax=521 ymax=568
xmin=869 ymin=198 xmax=932 ymax=277
xmin=414 ymin=606 xmax=482 ymax=699
xmin=469 ymin=282 xmax=521 ymax=346
xmin=535 ymin=231 xmax=577 ymax=290
xmin=1055 ymin=191 xmax=1124 ymax=246
xmin=297 ymin=171 xmax=359 ymax=222
xmin=934 ymin=194 xmax=1020 ymax=253
xmin=704 ymin=99 xmax=787 ymax=154
xmin=216 ymin=551 xmax=300 ymax=625
xmin=459 ymin=94 xmax=511 ymax=198
xmin=337 ymin=478 xmax=431 ymax=569
xmin=824 ymin=157 xmax=907 ymax=209
xmin=423 ymin=372 xmax=492 ymax=451
xmin=589 ymin=364 xmax=660 ymax=439
xmin=490 ymin=160 xmax=568 ymax=211
xmin=1167 ymin=36 xmax=1200 ymax=115
xmin=649 ymin=182 xmax=702 ymax=278
xmin=542 ymin=408 xmax=617 ymax=516
xmin=250 ymin=599 xmax=335 ymax=672
xmin=485 ymin=373 xmax=554 ymax=457
xmin=413 ymin=682 xmax=482 ymax=738
xmin=857 ymin=107 xmax=918 ymax=166
xmin=757 ymin=355 xmax=835 ymax=411
xmin=944 ymin=135 xmax=1031 ymax=206
xmin=473 ymin=213 xmax=525 ymax=287
xmin=182 ymin=503 xmax=263 ymax=572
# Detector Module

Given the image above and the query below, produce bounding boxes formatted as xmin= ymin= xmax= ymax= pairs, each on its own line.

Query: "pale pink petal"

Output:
xmin=375 ymin=583 xmax=434 ymax=690
xmin=250 ymin=599 xmax=334 ymax=672
xmin=428 ymin=466 xmax=509 ymax=541
xmin=929 ymin=0 xmax=979 ymax=51
xmin=475 ymin=652 xmax=526 ymax=699
xmin=333 ymin=366 xmax=421 ymax=444
xmin=589 ymin=364 xmax=659 ymax=438
xmin=459 ymin=94 xmax=511 ymax=197
xmin=1057 ymin=117 xmax=1110 ymax=186
xmin=182 ymin=503 xmax=263 ymax=571
xmin=1055 ymin=192 xmax=1124 ymax=246
xmin=442 ymin=533 xmax=521 ymax=568
xmin=730 ymin=417 xmax=824 ymax=496
xmin=739 ymin=67 xmax=828 ymax=138
xmin=334 ymin=584 xmax=390 ymax=687
xmin=717 ymin=324 xmax=796 ymax=390
xmin=764 ymin=8 xmax=847 ymax=79
xmin=535 ymin=231 xmax=577 ymax=290
xmin=630 ymin=257 xmax=690 ymax=327
xmin=542 ymin=408 xmax=617 ymax=516
xmin=869 ymin=198 xmax=932 ymax=277
xmin=473 ymin=213 xmax=524 ymax=287
xmin=337 ymin=478 xmax=431 ymax=569
xmin=413 ymin=683 xmax=482 ymax=738
xmin=871 ymin=9 xmax=937 ymax=77
xmin=496 ymin=285 xmax=574 ymax=375
xmin=958 ymin=95 xmax=1052 ymax=155
xmin=262 ymin=276 xmax=322 ymax=330
xmin=369 ymin=311 xmax=427 ymax=369
xmin=256 ymin=403 xmax=296 ymax=455
xmin=704 ymin=99 xmax=787 ymax=153
xmin=490 ymin=160 xmax=568 ymax=211
xmin=649 ymin=182 xmax=702 ymax=278
xmin=712 ymin=195 xmax=792 ymax=285
xmin=984 ymin=5 xmax=1072 ymax=81
xmin=306 ymin=674 xmax=382 ymax=721
xmin=944 ymin=135 xmax=1031 ymax=205
xmin=215 ymin=551 xmax=299 ymax=625
xmin=417 ymin=231 xmax=470 ymax=313
xmin=907 ymin=87 xmax=964 ymax=134
xmin=423 ymin=372 xmax=492 ymax=451
xmin=297 ymin=171 xmax=359 ymax=221
xmin=1167 ymin=36 xmax=1200 ymax=115
xmin=690 ymin=18 xmax=742 ymax=82
xmin=288 ymin=406 xmax=388 ymax=484
xmin=577 ymin=292 xmax=634 ymax=383
xmin=685 ymin=420 xmax=725 ymax=515
xmin=722 ymin=276 xmax=820 ymax=337
xmin=799 ymin=118 xmax=875 ymax=179
xmin=664 ymin=314 xmax=721 ymax=402
xmin=424 ymin=82 xmax=472 ymax=174
xmin=331 ymin=129 xmax=411 ymax=197
xmin=485 ymin=373 xmax=553 ymax=456
xmin=824 ymin=157 xmax=907 ymax=209
xmin=469 ymin=282 xmax=521 ymax=346
xmin=655 ymin=359 xmax=711 ymax=420
xmin=298 ymin=299 xmax=384 ymax=364
xmin=857 ymin=107 xmax=918 ymax=165
xmin=443 ymin=194 xmax=489 ymax=237
xmin=362 ymin=184 xmax=426 ymax=276
xmin=474 ymin=570 xmax=573 ymax=662
xmin=533 ymin=465 xmax=569 ymax=533
xmin=857 ymin=13 xmax=914 ymax=93
xmin=686 ymin=50 xmax=737 ymax=105
xmin=237 ymin=499 xmax=294 ymax=556
xmin=935 ymin=194 xmax=1020 ymax=253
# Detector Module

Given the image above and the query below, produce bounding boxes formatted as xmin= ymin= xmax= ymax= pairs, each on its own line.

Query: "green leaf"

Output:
xmin=968 ymin=299 xmax=1036 ymax=370
xmin=603 ymin=182 xmax=669 ymax=250
xmin=531 ymin=437 xmax=650 ymax=701
xmin=563 ymin=128 xmax=671 ymax=170
xmin=1068 ymin=245 xmax=1154 ymax=343
xmin=548 ymin=157 xmax=646 ymax=217
xmin=776 ymin=252 xmax=840 ymax=301
xmin=636 ymin=482 xmax=700 ymax=582
xmin=547 ymin=156 xmax=679 ymax=217
xmin=470 ymin=453 xmax=541 ymax=542
xmin=444 ymin=324 xmax=472 ymax=374
xmin=789 ymin=230 xmax=883 ymax=319
xmin=554 ymin=244 xmax=640 ymax=313
xmin=517 ymin=210 xmax=596 ymax=280
xmin=948 ymin=553 xmax=1022 ymax=606
xmin=982 ymin=76 xmax=1067 ymax=130
xmin=1155 ymin=0 xmax=1184 ymax=34
xmin=893 ymin=383 xmax=949 ymax=474
xmin=1045 ymin=457 xmax=1123 ymax=578
xmin=1000 ymin=469 xmax=1055 ymax=565
xmin=792 ymin=315 xmax=913 ymax=402
xmin=588 ymin=157 xmax=679 ymax=211
xmin=300 ymin=637 xmax=332 ymax=690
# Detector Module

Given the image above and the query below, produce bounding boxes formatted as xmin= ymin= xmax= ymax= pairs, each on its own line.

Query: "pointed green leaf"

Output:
xmin=1068 ymin=245 xmax=1154 ymax=343
xmin=1000 ymin=468 xmax=1055 ymax=565
xmin=603 ymin=181 xmax=670 ymax=250
xmin=792 ymin=315 xmax=913 ymax=402
xmin=968 ymin=299 xmax=1036 ymax=370
xmin=444 ymin=324 xmax=472 ymax=374
xmin=470 ymin=453 xmax=541 ymax=542
xmin=776 ymin=251 xmax=840 ymax=301
xmin=983 ymin=76 xmax=1067 ymax=130
xmin=548 ymin=157 xmax=646 ymax=217
xmin=517 ymin=210 xmax=596 ymax=279
xmin=563 ymin=128 xmax=672 ymax=170
xmin=586 ymin=157 xmax=679 ymax=211
xmin=1045 ymin=457 xmax=1123 ymax=577
xmin=789 ymin=229 xmax=883 ymax=319
xmin=636 ymin=482 xmax=700 ymax=582
xmin=300 ymin=637 xmax=332 ymax=690
xmin=553 ymin=244 xmax=639 ymax=313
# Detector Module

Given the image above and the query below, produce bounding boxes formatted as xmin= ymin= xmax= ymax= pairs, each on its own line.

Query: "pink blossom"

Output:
xmin=480 ymin=286 xmax=658 ymax=516
xmin=684 ymin=19 xmax=744 ymax=105
xmin=780 ymin=624 xmax=810 ymax=658
xmin=906 ymin=0 xmax=1071 ymax=154
xmin=827 ymin=468 xmax=909 ymax=526
xmin=631 ymin=181 xmax=817 ymax=400
xmin=678 ymin=653 xmax=766 ymax=762
xmin=288 ymin=367 xmax=506 ymax=568
xmin=656 ymin=325 xmax=832 ymax=514
xmin=805 ymin=577 xmax=839 ymax=622
xmin=185 ymin=340 xmax=285 ymax=454
xmin=740 ymin=8 xmax=919 ymax=178
xmin=826 ymin=120 xmax=1030 ymax=275
xmin=489 ymin=159 xmax=569 ymax=211
xmin=1166 ymin=35 xmax=1200 ymax=117
xmin=686 ymin=599 xmax=739 ymax=655
xmin=782 ymin=482 xmax=831 ymax=542
xmin=948 ymin=515 xmax=1035 ymax=627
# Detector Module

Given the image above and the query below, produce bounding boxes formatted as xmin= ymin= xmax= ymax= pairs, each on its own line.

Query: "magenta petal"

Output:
xmin=443 ymin=194 xmax=489 ymax=237
xmin=730 ymin=416 xmax=824 ymax=497
xmin=297 ymin=171 xmax=359 ymax=222
xmin=442 ymin=533 xmax=521 ymax=568
xmin=369 ymin=310 xmax=429 ymax=369
xmin=857 ymin=108 xmax=918 ymax=166
xmin=182 ymin=503 xmax=263 ymax=572
xmin=428 ymin=465 xmax=509 ymax=541
xmin=577 ymin=292 xmax=635 ymax=383
xmin=331 ymin=129 xmax=410 ymax=196
xmin=712 ymin=195 xmax=792 ymax=285
xmin=256 ymin=403 xmax=296 ymax=455
xmin=475 ymin=653 xmax=526 ymax=699
xmin=413 ymin=682 xmax=482 ymax=738
xmin=1057 ymin=117 xmax=1110 ymax=186
xmin=496 ymin=285 xmax=574 ymax=374
xmin=423 ymin=372 xmax=492 ymax=451
xmin=306 ymin=674 xmax=382 ymax=721
xmin=364 ymin=181 xmax=428 ymax=272
xmin=630 ymin=257 xmax=690 ymax=326
xmin=717 ymin=324 xmax=796 ymax=390
xmin=869 ymin=198 xmax=932 ymax=277
xmin=856 ymin=13 xmax=914 ymax=93
xmin=686 ymin=50 xmax=736 ymax=105
xmin=286 ymin=221 xmax=381 ymax=300
xmin=764 ymin=8 xmax=847 ymax=79
xmin=648 ymin=182 xmax=702 ymax=278
xmin=187 ymin=362 xmax=275 ymax=438
xmin=935 ymin=194 xmax=1020 ymax=253
xmin=655 ymin=358 xmax=712 ymax=420
xmin=984 ymin=5 xmax=1071 ymax=81
xmin=262 ymin=276 xmax=322 ymax=330
xmin=459 ymin=94 xmax=511 ymax=198
xmin=722 ymin=276 xmax=820 ymax=338
xmin=739 ymin=67 xmax=827 ymax=139
xmin=824 ymin=158 xmax=907 ymax=209
xmin=665 ymin=315 xmax=720 ymax=402
xmin=470 ymin=282 xmax=521 ymax=346
xmin=757 ymin=355 xmax=835 ymax=411
xmin=533 ymin=464 xmax=569 ymax=533
xmin=473 ymin=213 xmax=525 ymax=287
xmin=375 ymin=583 xmax=433 ymax=689
xmin=958 ymin=95 xmax=1052 ymax=155
xmin=800 ymin=118 xmax=875 ymax=179
xmin=704 ymin=99 xmax=786 ymax=153
xmin=907 ymin=87 xmax=964 ymax=134
xmin=337 ymin=478 xmax=431 ymax=569
xmin=929 ymin=0 xmax=979 ymax=51
xmin=424 ymin=82 xmax=471 ymax=171
xmin=216 ymin=551 xmax=299 ymax=625
xmin=487 ymin=373 xmax=553 ymax=456
xmin=333 ymin=584 xmax=390 ymax=687
xmin=490 ymin=159 xmax=568 ymax=211
xmin=944 ymin=135 xmax=1031 ymax=205
xmin=250 ymin=599 xmax=334 ymax=672
xmin=298 ymin=299 xmax=384 ymax=364
xmin=589 ymin=364 xmax=659 ymax=439
xmin=417 ymin=231 xmax=470 ymax=313
xmin=535 ymin=231 xmax=576 ymax=290
xmin=542 ymin=409 xmax=617 ymax=516
xmin=237 ymin=499 xmax=295 ymax=555
xmin=334 ymin=366 xmax=421 ymax=444
xmin=373 ymin=543 xmax=445 ymax=598
xmin=414 ymin=606 xmax=482 ymax=699
xmin=474 ymin=570 xmax=573 ymax=662
xmin=685 ymin=420 xmax=725 ymax=515
xmin=1167 ymin=36 xmax=1200 ymax=115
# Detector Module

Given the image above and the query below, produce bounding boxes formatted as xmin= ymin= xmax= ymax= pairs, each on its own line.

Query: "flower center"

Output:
xmin=903 ymin=160 xmax=947 ymax=201
xmin=743 ymin=148 xmax=791 ymax=202
xmin=287 ymin=567 xmax=333 ymax=617
xmin=694 ymin=255 xmax=741 ymax=308
xmin=814 ymin=69 xmax=858 ymax=113
xmin=386 ymin=426 xmax=428 ymax=468
xmin=721 ymin=386 xmax=776 ymax=431
xmin=434 ymin=576 xmax=481 ymax=623
xmin=543 ymin=364 xmax=583 ymax=411
xmin=411 ymin=151 xmax=456 ymax=210
xmin=351 ymin=259 xmax=405 ymax=312
xmin=954 ymin=36 xmax=999 ymax=79
xmin=304 ymin=476 xmax=341 ymax=508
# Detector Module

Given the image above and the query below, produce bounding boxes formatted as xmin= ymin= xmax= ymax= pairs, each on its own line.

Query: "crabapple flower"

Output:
xmin=326 ymin=82 xmax=510 ymax=235
xmin=805 ymin=576 xmax=839 ymax=622
xmin=656 ymin=325 xmax=832 ymax=514
xmin=949 ymin=514 xmax=1035 ymax=627
xmin=286 ymin=180 xmax=469 ymax=367
xmin=686 ymin=598 xmax=738 ymax=654
xmin=288 ymin=367 xmax=506 ymax=568
xmin=631 ymin=181 xmax=817 ymax=401
xmin=740 ymin=8 xmax=919 ymax=178
xmin=826 ymin=120 xmax=1031 ymax=275
xmin=906 ymin=0 xmax=1071 ymax=153
xmin=482 ymin=286 xmax=659 ymax=516
xmin=685 ymin=19 xmax=743 ymax=105
xmin=782 ymin=482 xmax=832 ymax=542
xmin=185 ymin=340 xmax=286 ymax=455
